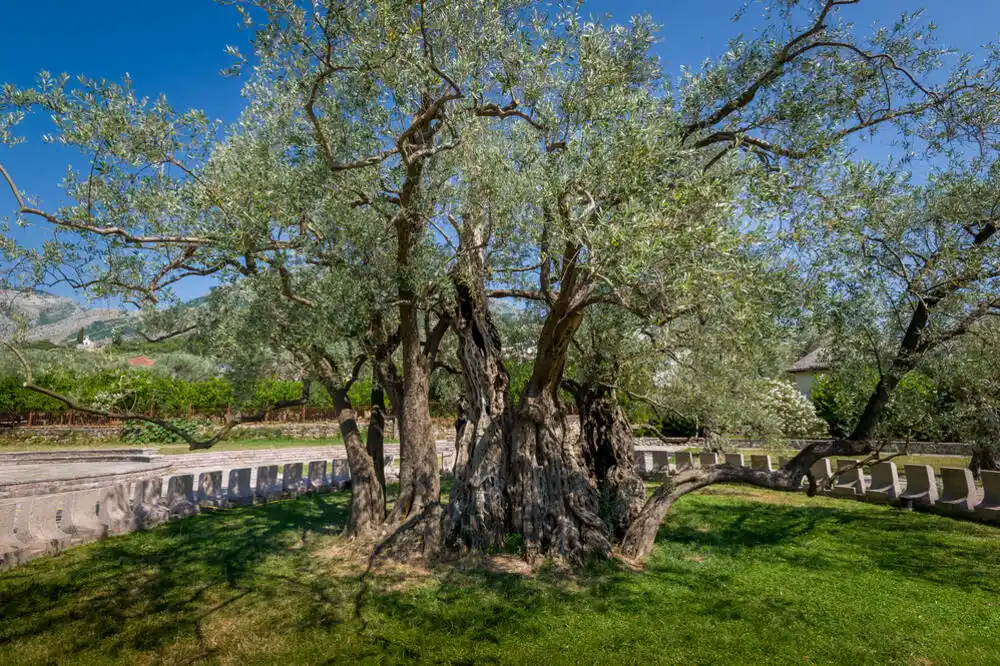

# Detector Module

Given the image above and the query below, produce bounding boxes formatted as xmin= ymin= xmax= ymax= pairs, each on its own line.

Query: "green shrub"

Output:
xmin=121 ymin=419 xmax=203 ymax=444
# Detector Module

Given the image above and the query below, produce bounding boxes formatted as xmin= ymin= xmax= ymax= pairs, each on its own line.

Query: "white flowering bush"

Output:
xmin=757 ymin=379 xmax=829 ymax=438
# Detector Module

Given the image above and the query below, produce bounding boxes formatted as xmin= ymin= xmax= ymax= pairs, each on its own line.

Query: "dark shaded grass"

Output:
xmin=1 ymin=485 xmax=998 ymax=665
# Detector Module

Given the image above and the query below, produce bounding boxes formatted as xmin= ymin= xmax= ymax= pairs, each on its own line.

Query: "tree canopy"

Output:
xmin=3 ymin=0 xmax=1000 ymax=563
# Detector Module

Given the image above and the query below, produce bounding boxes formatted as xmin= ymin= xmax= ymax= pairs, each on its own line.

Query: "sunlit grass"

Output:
xmin=2 ymin=484 xmax=998 ymax=664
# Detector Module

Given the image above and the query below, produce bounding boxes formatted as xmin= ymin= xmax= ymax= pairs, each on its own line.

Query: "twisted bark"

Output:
xmin=443 ymin=276 xmax=512 ymax=552
xmin=507 ymin=305 xmax=611 ymax=561
xmin=620 ymin=437 xmax=876 ymax=560
xmin=570 ymin=382 xmax=645 ymax=541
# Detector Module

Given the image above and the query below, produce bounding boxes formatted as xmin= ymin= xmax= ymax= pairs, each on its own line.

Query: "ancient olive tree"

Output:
xmin=438 ymin=0 xmax=1000 ymax=561
xmin=3 ymin=0 xmax=999 ymax=563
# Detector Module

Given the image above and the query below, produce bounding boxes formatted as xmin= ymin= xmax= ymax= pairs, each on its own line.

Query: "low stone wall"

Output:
xmin=631 ymin=448 xmax=999 ymax=524
xmin=0 ymin=445 xmax=456 ymax=570
xmin=2 ymin=442 xmax=996 ymax=571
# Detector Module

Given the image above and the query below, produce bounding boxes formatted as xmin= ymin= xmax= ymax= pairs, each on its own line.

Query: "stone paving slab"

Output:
xmin=0 ymin=442 xmax=457 ymax=499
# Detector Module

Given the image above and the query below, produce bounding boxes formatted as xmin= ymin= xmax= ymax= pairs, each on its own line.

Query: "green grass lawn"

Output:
xmin=2 ymin=486 xmax=999 ymax=665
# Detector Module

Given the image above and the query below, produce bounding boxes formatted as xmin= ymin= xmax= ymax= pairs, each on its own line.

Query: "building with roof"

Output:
xmin=127 ymin=355 xmax=156 ymax=367
xmin=787 ymin=347 xmax=829 ymax=397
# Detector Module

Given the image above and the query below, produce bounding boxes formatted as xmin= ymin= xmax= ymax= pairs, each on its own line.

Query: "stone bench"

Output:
xmin=197 ymin=471 xmax=227 ymax=508
xmin=166 ymin=475 xmax=199 ymax=518
xmin=866 ymin=461 xmax=901 ymax=504
xmin=724 ymin=453 xmax=745 ymax=468
xmin=282 ymin=463 xmax=308 ymax=498
xmin=330 ymin=460 xmax=350 ymax=489
xmin=307 ymin=461 xmax=329 ymax=492
xmin=14 ymin=495 xmax=71 ymax=559
xmin=750 ymin=455 xmax=772 ymax=472
xmin=831 ymin=460 xmax=866 ymax=498
xmin=131 ymin=478 xmax=170 ymax=528
xmin=61 ymin=489 xmax=108 ymax=543
xmin=699 ymin=452 xmax=719 ymax=468
xmin=650 ymin=450 xmax=671 ymax=474
xmin=0 ymin=502 xmax=24 ymax=569
xmin=936 ymin=467 xmax=976 ymax=515
xmin=810 ymin=459 xmax=832 ymax=490
xmin=674 ymin=452 xmax=695 ymax=472
xmin=900 ymin=464 xmax=938 ymax=508
xmin=227 ymin=468 xmax=254 ymax=506
xmin=255 ymin=465 xmax=282 ymax=501
xmin=633 ymin=450 xmax=652 ymax=475
xmin=975 ymin=470 xmax=1000 ymax=522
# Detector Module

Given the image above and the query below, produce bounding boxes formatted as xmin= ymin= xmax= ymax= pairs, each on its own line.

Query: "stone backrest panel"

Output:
xmin=938 ymin=467 xmax=976 ymax=514
xmin=674 ymin=452 xmax=694 ymax=471
xmin=900 ymin=465 xmax=938 ymax=507
xmin=867 ymin=462 xmax=901 ymax=503
xmin=750 ymin=455 xmax=772 ymax=472
xmin=699 ymin=452 xmax=719 ymax=468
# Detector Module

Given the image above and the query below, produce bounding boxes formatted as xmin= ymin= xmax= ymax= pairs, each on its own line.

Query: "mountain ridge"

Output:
xmin=0 ymin=290 xmax=133 ymax=344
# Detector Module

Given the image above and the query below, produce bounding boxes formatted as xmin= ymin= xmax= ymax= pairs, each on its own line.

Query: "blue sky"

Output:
xmin=2 ymin=0 xmax=999 ymax=305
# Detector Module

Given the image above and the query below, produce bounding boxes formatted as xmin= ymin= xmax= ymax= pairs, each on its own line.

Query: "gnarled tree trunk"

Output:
xmin=442 ymin=274 xmax=512 ymax=552
xmin=507 ymin=306 xmax=611 ymax=561
xmin=969 ymin=442 xmax=1000 ymax=478
xmin=570 ymin=382 xmax=645 ymax=541
xmin=620 ymin=437 xmax=875 ymax=560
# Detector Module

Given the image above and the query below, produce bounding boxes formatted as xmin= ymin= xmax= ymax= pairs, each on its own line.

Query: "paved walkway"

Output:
xmin=0 ymin=442 xmax=456 ymax=499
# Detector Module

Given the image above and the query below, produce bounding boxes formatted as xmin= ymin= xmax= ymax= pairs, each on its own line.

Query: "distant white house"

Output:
xmin=77 ymin=336 xmax=99 ymax=352
xmin=787 ymin=348 xmax=829 ymax=398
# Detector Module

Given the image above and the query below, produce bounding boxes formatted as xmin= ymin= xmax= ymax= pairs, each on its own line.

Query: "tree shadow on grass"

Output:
xmin=2 ymin=485 xmax=999 ymax=664
xmin=0 ymin=492 xmax=351 ymax=660
xmin=655 ymin=488 xmax=1000 ymax=594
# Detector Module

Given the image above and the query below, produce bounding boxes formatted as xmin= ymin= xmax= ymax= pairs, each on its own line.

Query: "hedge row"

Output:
xmin=0 ymin=369 xmax=379 ymax=414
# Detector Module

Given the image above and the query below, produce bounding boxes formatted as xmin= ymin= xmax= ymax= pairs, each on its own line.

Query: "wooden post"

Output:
xmin=188 ymin=403 xmax=193 ymax=418
xmin=264 ymin=409 xmax=270 ymax=422
xmin=68 ymin=409 xmax=73 ymax=426
xmin=301 ymin=404 xmax=306 ymax=421
xmin=148 ymin=402 xmax=154 ymax=418
xmin=27 ymin=411 xmax=33 ymax=427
